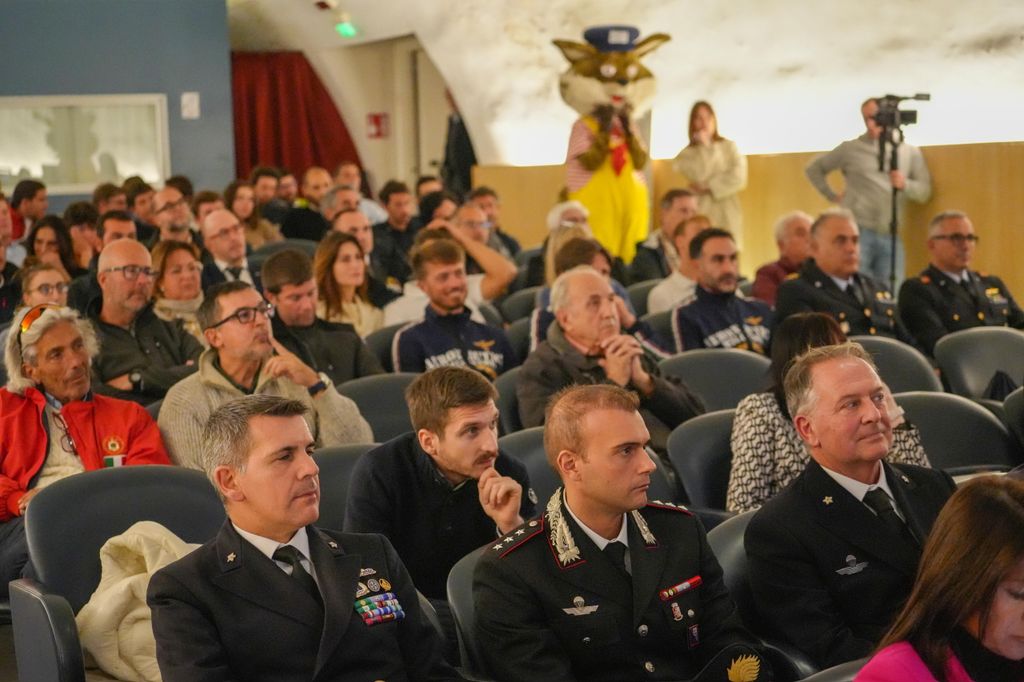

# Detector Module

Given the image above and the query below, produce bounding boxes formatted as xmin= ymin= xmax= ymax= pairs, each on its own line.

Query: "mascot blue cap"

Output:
xmin=582 ymin=25 xmax=640 ymax=52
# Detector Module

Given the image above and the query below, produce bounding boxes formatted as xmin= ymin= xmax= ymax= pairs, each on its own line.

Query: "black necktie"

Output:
xmin=603 ymin=541 xmax=630 ymax=578
xmin=845 ymin=282 xmax=864 ymax=306
xmin=863 ymin=488 xmax=912 ymax=541
xmin=273 ymin=545 xmax=323 ymax=606
xmin=226 ymin=266 xmax=243 ymax=281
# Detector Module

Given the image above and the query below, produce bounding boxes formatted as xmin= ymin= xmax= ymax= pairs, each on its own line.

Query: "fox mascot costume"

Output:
xmin=554 ymin=25 xmax=670 ymax=263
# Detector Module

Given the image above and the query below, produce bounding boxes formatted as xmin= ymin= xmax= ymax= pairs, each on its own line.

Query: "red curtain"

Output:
xmin=231 ymin=51 xmax=361 ymax=178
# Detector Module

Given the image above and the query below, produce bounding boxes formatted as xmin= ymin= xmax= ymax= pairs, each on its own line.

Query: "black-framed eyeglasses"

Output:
xmin=207 ymin=301 xmax=275 ymax=329
xmin=154 ymin=197 xmax=187 ymax=214
xmin=930 ymin=234 xmax=979 ymax=245
xmin=28 ymin=282 xmax=71 ymax=296
xmin=103 ymin=265 xmax=159 ymax=281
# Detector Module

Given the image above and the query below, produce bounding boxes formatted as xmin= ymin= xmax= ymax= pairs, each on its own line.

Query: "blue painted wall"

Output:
xmin=0 ymin=0 xmax=235 ymax=208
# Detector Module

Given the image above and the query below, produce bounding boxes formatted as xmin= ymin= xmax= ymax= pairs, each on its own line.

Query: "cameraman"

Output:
xmin=805 ymin=97 xmax=931 ymax=284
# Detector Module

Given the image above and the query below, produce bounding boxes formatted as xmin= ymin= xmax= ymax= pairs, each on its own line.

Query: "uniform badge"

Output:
xmin=226 ymin=552 xmax=236 ymax=563
xmin=687 ymin=623 xmax=700 ymax=648
xmin=355 ymin=581 xmax=369 ymax=597
xmin=727 ymin=654 xmax=762 ymax=682
xmin=379 ymin=578 xmax=391 ymax=591
xmin=836 ymin=554 xmax=868 ymax=575
xmin=367 ymin=578 xmax=381 ymax=592
xmin=528 ymin=487 xmax=538 ymax=505
xmin=823 ymin=496 xmax=833 ymax=505
xmin=103 ymin=435 xmax=125 ymax=455
xmin=671 ymin=602 xmax=683 ymax=621
xmin=920 ymin=275 xmax=931 ymax=284
xmin=359 ymin=567 xmax=376 ymax=577
xmin=562 ymin=595 xmax=599 ymax=616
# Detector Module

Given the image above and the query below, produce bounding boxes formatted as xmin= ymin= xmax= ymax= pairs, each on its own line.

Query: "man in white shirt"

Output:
xmin=745 ymin=342 xmax=955 ymax=669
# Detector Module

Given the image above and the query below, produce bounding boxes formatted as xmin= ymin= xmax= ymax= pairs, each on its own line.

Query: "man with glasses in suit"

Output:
xmin=88 ymin=239 xmax=203 ymax=404
xmin=898 ymin=210 xmax=1024 ymax=356
xmin=157 ymin=281 xmax=371 ymax=469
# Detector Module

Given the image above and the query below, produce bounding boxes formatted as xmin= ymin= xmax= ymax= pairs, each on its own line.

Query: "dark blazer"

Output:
xmin=630 ymin=241 xmax=672 ymax=284
xmin=745 ymin=460 xmax=956 ymax=669
xmin=201 ymin=260 xmax=263 ymax=293
xmin=898 ymin=264 xmax=1024 ymax=356
xmin=147 ymin=521 xmax=460 ymax=682
xmin=775 ymin=259 xmax=906 ymax=340
xmin=474 ymin=491 xmax=761 ymax=682
xmin=271 ymin=316 xmax=383 ymax=387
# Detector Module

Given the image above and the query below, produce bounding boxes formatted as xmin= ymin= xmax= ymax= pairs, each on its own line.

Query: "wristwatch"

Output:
xmin=130 ymin=370 xmax=143 ymax=393
xmin=307 ymin=372 xmax=331 ymax=397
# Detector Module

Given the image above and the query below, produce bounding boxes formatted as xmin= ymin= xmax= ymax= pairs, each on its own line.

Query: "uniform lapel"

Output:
xmin=803 ymin=463 xmax=920 ymax=577
xmin=628 ymin=511 xmax=665 ymax=626
xmin=308 ymin=527 xmax=362 ymax=677
xmin=884 ymin=463 xmax=927 ymax=548
xmin=211 ymin=522 xmax=323 ymax=629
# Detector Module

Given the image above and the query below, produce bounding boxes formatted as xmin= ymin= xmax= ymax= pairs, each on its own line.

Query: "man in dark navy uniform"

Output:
xmin=775 ymin=209 xmax=906 ymax=340
xmin=474 ymin=384 xmax=766 ymax=682
xmin=898 ymin=210 xmax=1024 ymax=356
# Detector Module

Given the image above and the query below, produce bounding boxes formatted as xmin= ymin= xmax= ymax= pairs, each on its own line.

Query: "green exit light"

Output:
xmin=335 ymin=21 xmax=358 ymax=38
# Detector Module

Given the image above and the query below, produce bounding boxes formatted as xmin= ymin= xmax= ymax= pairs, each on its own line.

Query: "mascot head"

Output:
xmin=554 ymin=25 xmax=670 ymax=117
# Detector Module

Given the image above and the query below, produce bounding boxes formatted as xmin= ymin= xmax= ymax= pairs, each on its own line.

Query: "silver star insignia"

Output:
xmin=227 ymin=552 xmax=236 ymax=562
xmin=823 ymin=496 xmax=834 ymax=505
xmin=493 ymin=544 xmax=503 ymax=551
xmin=515 ymin=529 xmax=525 ymax=535
xmin=504 ymin=536 xmax=515 ymax=544
xmin=328 ymin=541 xmax=338 ymax=548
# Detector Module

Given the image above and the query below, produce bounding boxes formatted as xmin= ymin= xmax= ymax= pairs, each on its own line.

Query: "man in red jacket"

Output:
xmin=0 ymin=304 xmax=171 ymax=595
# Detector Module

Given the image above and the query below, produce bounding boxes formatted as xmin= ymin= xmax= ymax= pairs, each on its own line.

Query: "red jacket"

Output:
xmin=9 ymin=206 xmax=26 ymax=241
xmin=0 ymin=387 xmax=171 ymax=520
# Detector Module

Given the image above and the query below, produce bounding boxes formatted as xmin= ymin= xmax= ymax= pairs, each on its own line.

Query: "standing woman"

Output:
xmin=673 ymin=101 xmax=748 ymax=247
xmin=224 ymin=180 xmax=282 ymax=249
xmin=315 ymin=232 xmax=384 ymax=338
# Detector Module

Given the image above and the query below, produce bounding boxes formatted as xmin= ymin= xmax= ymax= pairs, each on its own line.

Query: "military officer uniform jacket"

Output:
xmin=474 ymin=489 xmax=761 ymax=682
xmin=147 ymin=521 xmax=461 ymax=682
xmin=745 ymin=461 xmax=955 ymax=669
xmin=774 ymin=259 xmax=905 ymax=340
xmin=897 ymin=264 xmax=1024 ymax=356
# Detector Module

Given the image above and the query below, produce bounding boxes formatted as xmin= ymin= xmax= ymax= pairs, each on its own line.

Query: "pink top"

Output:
xmin=855 ymin=642 xmax=974 ymax=682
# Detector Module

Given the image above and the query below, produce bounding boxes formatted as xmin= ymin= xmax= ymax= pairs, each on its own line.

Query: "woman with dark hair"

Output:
xmin=673 ymin=100 xmax=748 ymax=246
xmin=314 ymin=231 xmax=383 ymax=337
xmin=24 ymin=215 xmax=88 ymax=279
xmin=151 ymin=240 xmax=206 ymax=346
xmin=223 ymin=179 xmax=281 ymax=249
xmin=418 ymin=190 xmax=459 ymax=228
xmin=856 ymin=476 xmax=1024 ymax=681
xmin=726 ymin=312 xmax=930 ymax=512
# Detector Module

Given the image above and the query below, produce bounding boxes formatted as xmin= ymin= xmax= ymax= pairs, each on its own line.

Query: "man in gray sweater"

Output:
xmin=805 ymin=97 xmax=931 ymax=284
xmin=158 ymin=281 xmax=373 ymax=468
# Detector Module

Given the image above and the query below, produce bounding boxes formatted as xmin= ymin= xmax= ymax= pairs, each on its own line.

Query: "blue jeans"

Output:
xmin=0 ymin=516 xmax=29 ymax=597
xmin=859 ymin=227 xmax=905 ymax=289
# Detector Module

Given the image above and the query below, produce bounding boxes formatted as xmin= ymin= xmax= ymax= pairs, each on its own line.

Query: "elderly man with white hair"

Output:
xmin=0 ymin=305 xmax=171 ymax=594
xmin=516 ymin=266 xmax=704 ymax=455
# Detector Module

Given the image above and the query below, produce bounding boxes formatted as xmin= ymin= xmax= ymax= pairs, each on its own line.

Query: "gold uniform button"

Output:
xmin=637 ymin=624 xmax=649 ymax=637
xmin=839 ymin=312 xmax=847 ymax=320
xmin=864 ymin=308 xmax=872 ymax=317
xmin=582 ymin=636 xmax=591 ymax=645
xmin=953 ymin=314 xmax=960 ymax=321
xmin=886 ymin=309 xmax=894 ymax=316
xmin=869 ymin=327 xmax=877 ymax=334
xmin=644 ymin=661 xmax=655 ymax=673
xmin=978 ymin=312 xmax=986 ymax=320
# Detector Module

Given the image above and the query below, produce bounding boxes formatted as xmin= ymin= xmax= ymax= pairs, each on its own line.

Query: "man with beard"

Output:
xmin=392 ymin=238 xmax=517 ymax=379
xmin=158 ymin=281 xmax=372 ymax=469
xmin=670 ymin=228 xmax=773 ymax=353
xmin=745 ymin=343 xmax=955 ymax=668
xmin=1 ymin=305 xmax=170 ymax=596
xmin=152 ymin=185 xmax=195 ymax=244
xmin=88 ymin=239 xmax=202 ymax=404
xmin=345 ymin=367 xmax=536 ymax=651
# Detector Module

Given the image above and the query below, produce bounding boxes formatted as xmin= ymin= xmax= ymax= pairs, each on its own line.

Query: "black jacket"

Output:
xmin=271 ymin=316 xmax=382 ymax=387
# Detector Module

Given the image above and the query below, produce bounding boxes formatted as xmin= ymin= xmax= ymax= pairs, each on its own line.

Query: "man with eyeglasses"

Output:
xmin=67 ymin=209 xmax=139 ymax=313
xmin=200 ymin=208 xmax=262 ymax=292
xmin=898 ymin=210 xmax=1024 ymax=356
xmin=158 ymin=281 xmax=372 ymax=469
xmin=152 ymin=186 xmax=195 ymax=245
xmin=0 ymin=304 xmax=170 ymax=596
xmin=88 ymin=239 xmax=203 ymax=404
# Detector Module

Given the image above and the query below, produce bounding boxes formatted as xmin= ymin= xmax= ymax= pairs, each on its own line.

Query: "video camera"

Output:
xmin=872 ymin=93 xmax=930 ymax=128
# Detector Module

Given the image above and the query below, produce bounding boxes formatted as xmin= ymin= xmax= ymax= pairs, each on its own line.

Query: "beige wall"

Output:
xmin=477 ymin=141 xmax=1024 ymax=294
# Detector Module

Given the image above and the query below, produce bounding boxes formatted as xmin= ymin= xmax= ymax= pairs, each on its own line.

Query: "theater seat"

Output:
xmin=1004 ymin=387 xmax=1024 ymax=449
xmin=336 ymin=373 xmax=418 ymax=442
xmin=850 ymin=335 xmax=942 ymax=393
xmin=666 ymin=409 xmax=735 ymax=511
xmin=313 ymin=443 xmax=379 ymax=532
xmin=494 ymin=366 xmax=523 ymax=435
xmin=364 ymin=322 xmax=407 ymax=373
xmin=498 ymin=286 xmax=541 ymax=322
xmin=626 ymin=279 xmax=659 ymax=318
xmin=11 ymin=466 xmax=224 ymax=682
xmin=659 ymin=349 xmax=771 ymax=411
xmin=505 ymin=317 xmax=531 ymax=363
xmin=934 ymin=327 xmax=1024 ymax=399
xmin=447 ymin=548 xmax=491 ymax=679
xmin=799 ymin=658 xmax=868 ymax=682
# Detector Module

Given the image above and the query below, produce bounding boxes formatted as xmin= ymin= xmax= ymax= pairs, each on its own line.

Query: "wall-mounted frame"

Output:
xmin=0 ymin=93 xmax=170 ymax=195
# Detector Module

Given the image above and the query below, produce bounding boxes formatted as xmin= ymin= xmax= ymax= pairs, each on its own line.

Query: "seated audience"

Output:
xmin=92 ymin=182 xmax=128 ymax=216
xmin=0 ymin=193 xmax=27 ymax=269
xmin=123 ymin=176 xmax=158 ymax=245
xmin=1 ymin=305 xmax=171 ymax=596
xmin=280 ymin=166 xmax=332 ymax=241
xmin=89 ymin=239 xmax=202 ymax=404
xmin=147 ymin=395 xmax=458 ymax=682
xmin=24 ymin=215 xmax=88 ymax=279
xmin=158 ymin=281 xmax=372 ymax=468
xmin=345 ymin=367 xmax=535 ymax=634
xmin=746 ymin=342 xmax=956 ymax=668
xmin=262 ymin=248 xmax=383 ymax=385
xmin=191 ymin=190 xmax=224 ymax=227
xmin=521 ymin=200 xmax=592 ymax=288
xmin=517 ymin=266 xmax=704 ymax=454
xmin=165 ymin=175 xmax=195 ymax=208
xmin=631 ymin=188 xmax=699 ymax=283
xmin=752 ymin=210 xmax=812 ymax=306
xmin=334 ymin=160 xmax=387 ymax=224
xmin=0 ymin=263 xmax=70 ymax=349
xmin=249 ymin=165 xmax=289 ymax=226
xmin=200 ymin=208 xmax=263 ymax=292
xmin=314 ymin=232 xmax=385 ymax=337
xmin=418 ymin=190 xmax=459 ymax=227
xmin=728 ymin=313 xmax=930 ymax=514
xmin=856 ymin=476 xmax=1024 ymax=681
xmin=62 ymin=201 xmax=101 ymax=270
xmin=0 ymin=204 xmax=19 ymax=323
xmin=447 ymin=202 xmax=517 ymax=281
xmin=415 ymin=175 xmax=443 ymax=198
xmin=373 ymin=180 xmax=421 ymax=285
xmin=775 ymin=208 xmax=907 ymax=340
xmin=383 ymin=223 xmax=515 ymax=326
xmin=151 ymin=185 xmax=194 ymax=244
xmin=151 ymin=240 xmax=206 ymax=347
xmin=467 ymin=186 xmax=521 ymax=261
xmin=474 ymin=384 xmax=767 ymax=682
xmin=898 ymin=209 xmax=1024 ymax=356
xmin=393 ymin=238 xmax=517 ymax=378
xmin=331 ymin=208 xmax=402 ymax=308
xmin=646 ymin=213 xmax=711 ymax=315
xmin=67 ymin=210 xmax=138 ymax=313
xmin=670 ymin=227 xmax=773 ymax=353
xmin=277 ymin=169 xmax=298 ymax=204
xmin=225 ymin=179 xmax=282 ymax=249
xmin=9 ymin=179 xmax=47 ymax=240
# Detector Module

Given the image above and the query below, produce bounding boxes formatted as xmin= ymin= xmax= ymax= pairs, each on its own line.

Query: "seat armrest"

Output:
xmin=760 ymin=637 xmax=819 ymax=681
xmin=9 ymin=578 xmax=85 ymax=682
